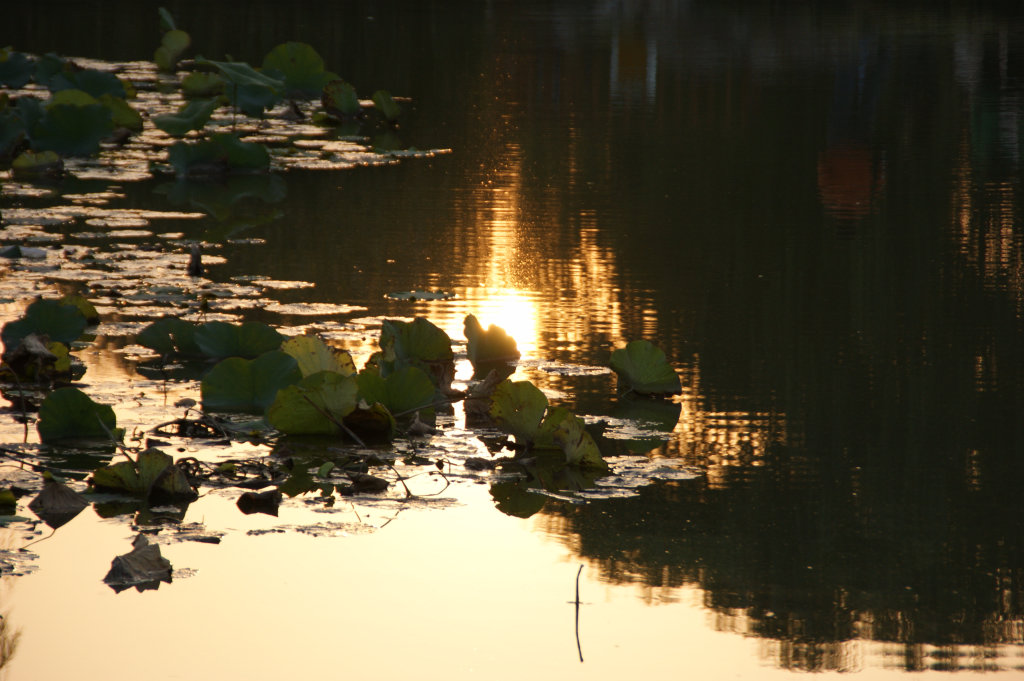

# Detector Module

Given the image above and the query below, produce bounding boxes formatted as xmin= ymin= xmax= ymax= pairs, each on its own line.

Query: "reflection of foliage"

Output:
xmin=0 ymin=612 xmax=21 ymax=671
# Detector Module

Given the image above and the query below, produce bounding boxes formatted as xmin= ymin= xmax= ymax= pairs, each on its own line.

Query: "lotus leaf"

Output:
xmin=158 ymin=7 xmax=177 ymax=31
xmin=11 ymin=150 xmax=62 ymax=179
xmin=181 ymin=72 xmax=224 ymax=97
xmin=153 ymin=98 xmax=218 ymax=137
xmin=58 ymin=293 xmax=99 ymax=324
xmin=379 ymin=317 xmax=454 ymax=383
xmin=266 ymin=370 xmax=359 ymax=435
xmin=136 ymin=316 xmax=201 ymax=357
xmin=609 ymin=340 xmax=682 ymax=395
xmin=0 ymin=335 xmax=72 ymax=383
xmin=37 ymin=386 xmax=122 ymax=443
xmin=322 ymin=79 xmax=361 ymax=118
xmin=0 ymin=110 xmax=26 ymax=160
xmin=490 ymin=480 xmax=546 ymax=518
xmin=282 ymin=335 xmax=355 ymax=377
xmin=0 ymin=49 xmax=34 ymax=88
xmin=344 ymin=400 xmax=396 ymax=439
xmin=201 ymin=350 xmax=300 ymax=414
xmin=197 ymin=58 xmax=283 ymax=116
xmin=356 ymin=365 xmax=436 ymax=422
xmin=99 ymin=94 xmax=143 ymax=132
xmin=32 ymin=53 xmax=65 ymax=87
xmin=154 ymin=29 xmax=191 ymax=72
xmin=49 ymin=68 xmax=125 ymax=98
xmin=488 ymin=379 xmax=548 ymax=447
xmin=464 ymin=314 xmax=520 ymax=367
xmin=167 ymin=133 xmax=271 ymax=177
xmin=90 ymin=448 xmax=197 ymax=502
xmin=194 ymin=320 xmax=284 ymax=359
xmin=1 ymin=298 xmax=88 ymax=351
xmin=262 ymin=42 xmax=338 ymax=98
xmin=371 ymin=89 xmax=401 ymax=122
xmin=48 ymin=89 xmax=100 ymax=108
xmin=31 ymin=103 xmax=113 ymax=156
xmin=549 ymin=408 xmax=608 ymax=472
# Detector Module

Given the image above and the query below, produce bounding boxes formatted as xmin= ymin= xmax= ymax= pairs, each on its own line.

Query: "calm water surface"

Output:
xmin=1 ymin=1 xmax=1023 ymax=678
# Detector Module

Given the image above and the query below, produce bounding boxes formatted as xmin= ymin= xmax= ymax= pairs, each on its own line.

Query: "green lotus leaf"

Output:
xmin=356 ymin=365 xmax=436 ymax=422
xmin=11 ymin=150 xmax=62 ymax=179
xmin=98 ymin=94 xmax=143 ymax=132
xmin=90 ymin=447 xmax=196 ymax=501
xmin=37 ymin=387 xmax=123 ymax=443
xmin=380 ymin=317 xmax=453 ymax=366
xmin=262 ymin=42 xmax=337 ymax=98
xmin=194 ymin=320 xmax=284 ymax=359
xmin=49 ymin=68 xmax=125 ymax=98
xmin=136 ymin=317 xmax=200 ymax=357
xmin=31 ymin=103 xmax=113 ymax=156
xmin=154 ymin=29 xmax=191 ymax=72
xmin=32 ymin=53 xmax=65 ymax=88
xmin=181 ymin=71 xmax=224 ymax=97
xmin=609 ymin=340 xmax=682 ymax=395
xmin=488 ymin=379 xmax=548 ymax=447
xmin=549 ymin=407 xmax=608 ymax=472
xmin=197 ymin=58 xmax=283 ymax=116
xmin=282 ymin=335 xmax=356 ymax=377
xmin=0 ymin=49 xmax=34 ymax=88
xmin=321 ymin=79 xmax=361 ymax=118
xmin=58 ymin=293 xmax=99 ymax=324
xmin=201 ymin=350 xmax=301 ymax=414
xmin=153 ymin=98 xmax=219 ymax=137
xmin=343 ymin=400 xmax=396 ymax=440
xmin=464 ymin=314 xmax=520 ymax=367
xmin=266 ymin=370 xmax=359 ymax=435
xmin=158 ymin=7 xmax=177 ymax=31
xmin=371 ymin=89 xmax=401 ymax=122
xmin=1 ymin=298 xmax=88 ymax=351
xmin=48 ymin=89 xmax=100 ymax=108
xmin=0 ymin=110 xmax=27 ymax=160
xmin=167 ymin=133 xmax=271 ymax=177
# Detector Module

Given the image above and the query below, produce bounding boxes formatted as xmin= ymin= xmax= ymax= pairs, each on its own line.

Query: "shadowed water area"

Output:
xmin=0 ymin=1 xmax=1023 ymax=678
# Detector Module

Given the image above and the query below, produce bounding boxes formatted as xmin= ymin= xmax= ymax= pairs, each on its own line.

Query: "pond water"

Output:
xmin=2 ymin=1 xmax=1024 ymax=679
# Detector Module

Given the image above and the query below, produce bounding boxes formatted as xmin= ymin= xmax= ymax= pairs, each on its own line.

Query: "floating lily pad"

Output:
xmin=266 ymin=370 xmax=359 ymax=435
xmin=197 ymin=58 xmax=283 ymax=117
xmin=609 ymin=340 xmax=682 ymax=395
xmin=201 ymin=350 xmax=301 ymax=414
xmin=49 ymin=68 xmax=126 ymax=98
xmin=37 ymin=386 xmax=123 ymax=443
xmin=281 ymin=335 xmax=356 ymax=377
xmin=385 ymin=290 xmax=454 ymax=301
